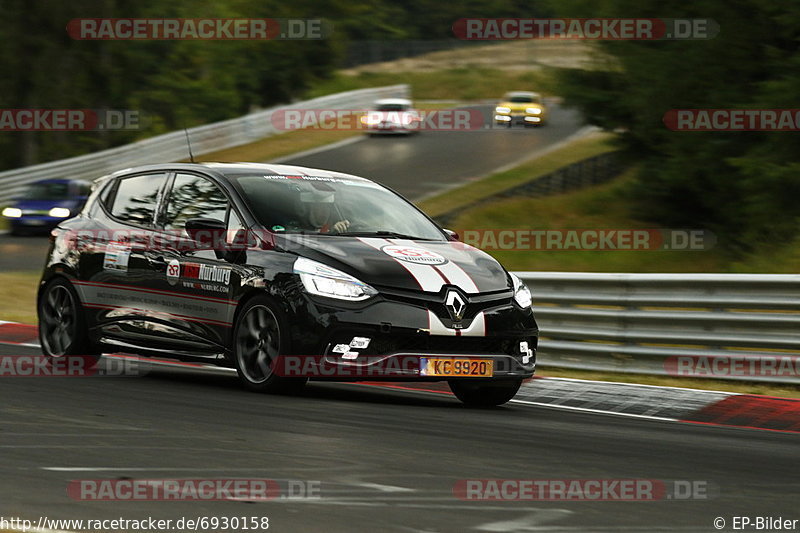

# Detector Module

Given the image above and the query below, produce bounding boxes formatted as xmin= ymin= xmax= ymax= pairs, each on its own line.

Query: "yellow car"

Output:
xmin=494 ymin=91 xmax=548 ymax=127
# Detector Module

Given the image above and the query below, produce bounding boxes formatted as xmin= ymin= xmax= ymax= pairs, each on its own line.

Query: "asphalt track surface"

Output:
xmin=0 ymin=103 xmax=584 ymax=272
xmin=276 ymin=104 xmax=585 ymax=200
xmin=0 ymin=349 xmax=798 ymax=532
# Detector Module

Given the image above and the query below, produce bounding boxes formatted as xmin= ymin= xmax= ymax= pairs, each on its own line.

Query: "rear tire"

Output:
xmin=38 ymin=277 xmax=101 ymax=368
xmin=449 ymin=379 xmax=522 ymax=407
xmin=233 ymin=295 xmax=307 ymax=395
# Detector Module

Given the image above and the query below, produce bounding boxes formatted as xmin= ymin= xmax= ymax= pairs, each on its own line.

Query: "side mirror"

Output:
xmin=185 ymin=218 xmax=227 ymax=258
xmin=443 ymin=228 xmax=460 ymax=241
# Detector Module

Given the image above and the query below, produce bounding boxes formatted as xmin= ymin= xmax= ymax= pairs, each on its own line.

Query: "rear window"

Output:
xmin=108 ymin=173 xmax=168 ymax=226
xmin=375 ymin=104 xmax=410 ymax=112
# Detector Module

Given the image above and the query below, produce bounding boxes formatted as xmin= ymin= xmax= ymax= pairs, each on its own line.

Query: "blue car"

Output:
xmin=2 ymin=179 xmax=92 ymax=235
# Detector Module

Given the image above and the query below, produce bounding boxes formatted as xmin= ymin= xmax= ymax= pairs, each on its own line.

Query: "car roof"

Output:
xmin=98 ymin=162 xmax=375 ymax=185
xmin=30 ymin=178 xmax=90 ymax=185
xmin=373 ymin=98 xmax=412 ymax=106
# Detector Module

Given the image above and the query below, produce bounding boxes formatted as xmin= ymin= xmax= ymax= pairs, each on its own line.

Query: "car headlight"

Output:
xmin=2 ymin=207 xmax=22 ymax=218
xmin=495 ymin=106 xmax=511 ymax=114
xmin=294 ymin=257 xmax=377 ymax=301
xmin=526 ymin=107 xmax=542 ymax=115
xmin=510 ymin=273 xmax=532 ymax=308
xmin=48 ymin=207 xmax=71 ymax=218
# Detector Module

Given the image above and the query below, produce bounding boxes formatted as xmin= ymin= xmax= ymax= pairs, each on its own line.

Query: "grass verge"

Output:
xmin=453 ymin=166 xmax=733 ymax=272
xmin=0 ymin=271 xmax=39 ymax=325
xmin=194 ymin=129 xmax=359 ymax=164
xmin=539 ymin=367 xmax=800 ymax=400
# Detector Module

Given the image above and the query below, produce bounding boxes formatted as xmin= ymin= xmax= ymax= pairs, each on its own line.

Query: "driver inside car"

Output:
xmin=300 ymin=189 xmax=350 ymax=234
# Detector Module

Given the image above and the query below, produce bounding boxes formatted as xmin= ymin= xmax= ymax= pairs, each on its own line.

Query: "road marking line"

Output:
xmin=509 ymin=399 xmax=678 ymax=422
xmin=353 ymin=482 xmax=415 ymax=493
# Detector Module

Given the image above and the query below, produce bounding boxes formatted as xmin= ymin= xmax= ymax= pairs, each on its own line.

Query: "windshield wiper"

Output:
xmin=339 ymin=230 xmax=435 ymax=241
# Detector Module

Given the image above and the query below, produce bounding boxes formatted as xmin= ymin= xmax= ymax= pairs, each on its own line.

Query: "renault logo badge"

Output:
xmin=445 ymin=290 xmax=467 ymax=322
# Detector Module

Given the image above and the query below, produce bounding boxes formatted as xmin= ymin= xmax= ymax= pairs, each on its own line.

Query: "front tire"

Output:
xmin=233 ymin=295 xmax=307 ymax=395
xmin=38 ymin=277 xmax=100 ymax=367
xmin=449 ymin=379 xmax=522 ymax=407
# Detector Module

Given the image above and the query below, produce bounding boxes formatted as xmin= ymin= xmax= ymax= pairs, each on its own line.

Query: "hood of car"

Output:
xmin=279 ymin=234 xmax=511 ymax=294
xmin=498 ymin=102 xmax=543 ymax=112
xmin=365 ymin=110 xmax=419 ymax=125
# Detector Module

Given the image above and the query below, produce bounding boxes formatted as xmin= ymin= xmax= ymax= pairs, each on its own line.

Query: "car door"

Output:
xmin=75 ymin=171 xmax=170 ymax=345
xmin=141 ymin=172 xmax=246 ymax=355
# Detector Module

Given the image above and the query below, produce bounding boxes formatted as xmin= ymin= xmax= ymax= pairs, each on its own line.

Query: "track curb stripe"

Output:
xmin=681 ymin=394 xmax=800 ymax=433
xmin=0 ymin=322 xmax=38 ymax=345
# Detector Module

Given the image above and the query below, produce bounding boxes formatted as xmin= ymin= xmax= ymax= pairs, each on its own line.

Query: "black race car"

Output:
xmin=37 ymin=163 xmax=537 ymax=406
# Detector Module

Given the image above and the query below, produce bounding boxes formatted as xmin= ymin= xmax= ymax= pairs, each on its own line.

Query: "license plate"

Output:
xmin=23 ymin=220 xmax=45 ymax=226
xmin=419 ymin=357 xmax=493 ymax=377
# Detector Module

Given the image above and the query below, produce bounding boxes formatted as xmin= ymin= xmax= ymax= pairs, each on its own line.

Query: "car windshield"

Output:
xmin=508 ymin=95 xmax=535 ymax=103
xmin=375 ymin=104 xmax=410 ymax=112
xmin=23 ymin=182 xmax=70 ymax=200
xmin=233 ymin=174 xmax=445 ymax=240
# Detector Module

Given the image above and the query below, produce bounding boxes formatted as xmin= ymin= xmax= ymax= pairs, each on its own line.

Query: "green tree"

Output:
xmin=551 ymin=0 xmax=800 ymax=253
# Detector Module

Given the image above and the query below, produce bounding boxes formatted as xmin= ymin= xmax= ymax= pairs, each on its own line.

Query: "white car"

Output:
xmin=361 ymin=98 xmax=421 ymax=135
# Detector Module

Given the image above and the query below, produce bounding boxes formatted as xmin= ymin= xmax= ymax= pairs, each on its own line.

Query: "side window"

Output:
xmin=163 ymin=174 xmax=228 ymax=232
xmin=109 ymin=173 xmax=168 ymax=226
xmin=227 ymin=208 xmax=246 ymax=245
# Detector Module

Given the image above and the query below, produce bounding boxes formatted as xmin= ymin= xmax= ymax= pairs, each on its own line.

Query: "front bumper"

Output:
xmin=284 ymin=288 xmax=538 ymax=381
xmin=366 ymin=123 xmax=415 ymax=134
xmin=495 ymin=114 xmax=542 ymax=126
xmin=274 ymin=352 xmax=535 ymax=381
xmin=9 ymin=216 xmax=62 ymax=232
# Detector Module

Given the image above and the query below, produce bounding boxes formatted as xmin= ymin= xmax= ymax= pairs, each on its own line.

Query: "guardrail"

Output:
xmin=0 ymin=84 xmax=410 ymax=204
xmin=519 ymin=272 xmax=800 ymax=384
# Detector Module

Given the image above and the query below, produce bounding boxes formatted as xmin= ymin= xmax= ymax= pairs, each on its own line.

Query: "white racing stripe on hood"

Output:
xmin=356 ymin=237 xmax=444 ymax=292
xmin=389 ymin=239 xmax=480 ymax=294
